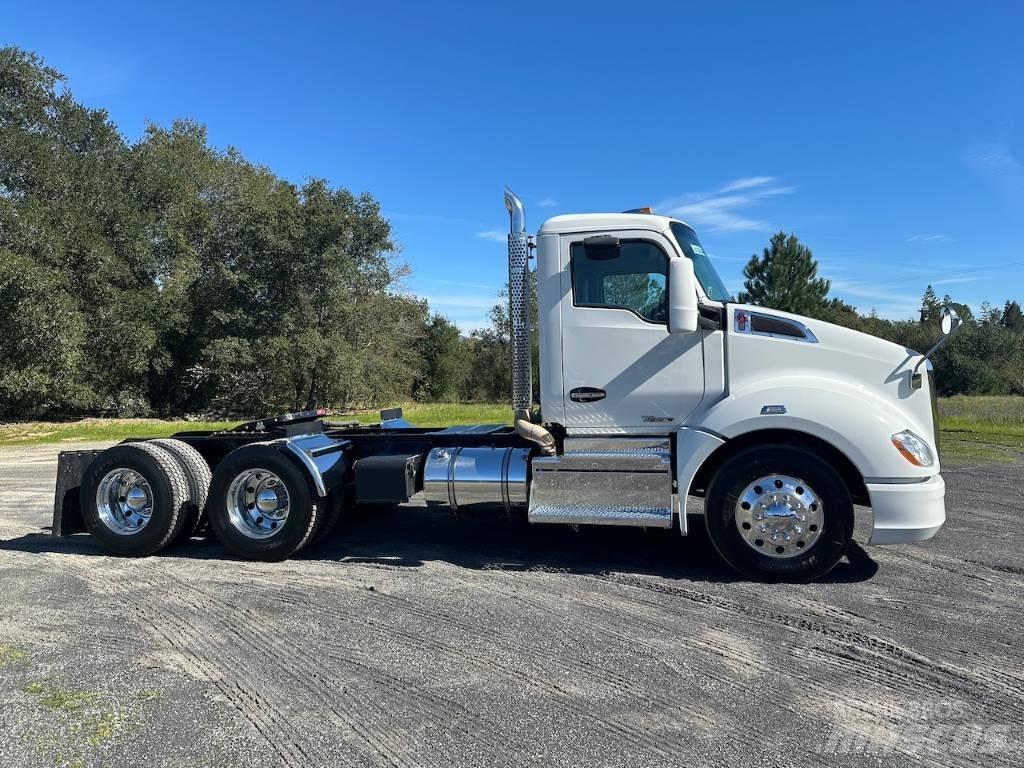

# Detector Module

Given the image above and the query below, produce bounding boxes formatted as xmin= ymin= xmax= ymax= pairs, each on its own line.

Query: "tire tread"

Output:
xmin=149 ymin=438 xmax=212 ymax=543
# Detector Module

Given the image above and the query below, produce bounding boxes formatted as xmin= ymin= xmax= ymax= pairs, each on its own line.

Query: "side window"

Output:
xmin=570 ymin=239 xmax=669 ymax=323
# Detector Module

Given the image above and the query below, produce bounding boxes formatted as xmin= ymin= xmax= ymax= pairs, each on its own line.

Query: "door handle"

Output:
xmin=569 ymin=387 xmax=606 ymax=403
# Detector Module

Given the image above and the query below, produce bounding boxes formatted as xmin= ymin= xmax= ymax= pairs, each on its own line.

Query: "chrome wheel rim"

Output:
xmin=735 ymin=474 xmax=823 ymax=558
xmin=226 ymin=469 xmax=290 ymax=539
xmin=96 ymin=468 xmax=154 ymax=535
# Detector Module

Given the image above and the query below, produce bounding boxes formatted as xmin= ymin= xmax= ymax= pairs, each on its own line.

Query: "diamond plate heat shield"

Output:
xmin=507 ymin=232 xmax=532 ymax=411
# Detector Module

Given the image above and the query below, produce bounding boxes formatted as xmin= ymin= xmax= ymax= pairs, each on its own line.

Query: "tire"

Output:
xmin=80 ymin=442 xmax=192 ymax=556
xmin=308 ymin=489 xmax=347 ymax=548
xmin=206 ymin=444 xmax=320 ymax=561
xmin=149 ymin=439 xmax=212 ymax=544
xmin=704 ymin=445 xmax=854 ymax=582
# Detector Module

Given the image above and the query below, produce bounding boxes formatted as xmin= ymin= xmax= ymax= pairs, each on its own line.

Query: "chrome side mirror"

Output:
xmin=940 ymin=305 xmax=961 ymax=335
xmin=912 ymin=304 xmax=966 ymax=388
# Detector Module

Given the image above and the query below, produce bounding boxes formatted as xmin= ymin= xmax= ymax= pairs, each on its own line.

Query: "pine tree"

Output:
xmin=920 ymin=285 xmax=941 ymax=324
xmin=737 ymin=232 xmax=831 ymax=316
xmin=1001 ymin=300 xmax=1024 ymax=332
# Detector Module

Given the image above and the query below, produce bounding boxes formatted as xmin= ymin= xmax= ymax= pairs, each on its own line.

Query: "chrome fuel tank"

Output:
xmin=423 ymin=446 xmax=530 ymax=513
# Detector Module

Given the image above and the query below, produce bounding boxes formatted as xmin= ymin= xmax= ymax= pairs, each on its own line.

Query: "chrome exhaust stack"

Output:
xmin=504 ymin=188 xmax=555 ymax=456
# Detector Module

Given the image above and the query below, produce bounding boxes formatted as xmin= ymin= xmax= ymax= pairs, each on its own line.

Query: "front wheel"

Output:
xmin=704 ymin=445 xmax=854 ymax=582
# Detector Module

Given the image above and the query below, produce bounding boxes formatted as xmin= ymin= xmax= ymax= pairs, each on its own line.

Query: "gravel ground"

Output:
xmin=0 ymin=441 xmax=1022 ymax=767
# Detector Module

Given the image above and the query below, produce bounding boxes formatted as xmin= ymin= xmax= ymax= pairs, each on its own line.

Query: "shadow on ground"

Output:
xmin=0 ymin=502 xmax=878 ymax=585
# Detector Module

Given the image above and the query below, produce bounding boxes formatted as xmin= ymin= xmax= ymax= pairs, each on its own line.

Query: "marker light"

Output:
xmin=891 ymin=430 xmax=935 ymax=467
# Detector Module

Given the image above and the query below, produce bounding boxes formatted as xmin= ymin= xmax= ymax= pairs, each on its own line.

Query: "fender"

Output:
xmin=689 ymin=375 xmax=937 ymax=484
xmin=265 ymin=434 xmax=351 ymax=497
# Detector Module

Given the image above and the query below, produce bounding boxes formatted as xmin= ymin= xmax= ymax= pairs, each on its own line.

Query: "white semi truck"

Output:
xmin=51 ymin=189 xmax=952 ymax=581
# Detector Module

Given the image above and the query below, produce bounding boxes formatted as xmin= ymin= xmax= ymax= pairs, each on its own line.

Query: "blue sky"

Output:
xmin=3 ymin=1 xmax=1023 ymax=330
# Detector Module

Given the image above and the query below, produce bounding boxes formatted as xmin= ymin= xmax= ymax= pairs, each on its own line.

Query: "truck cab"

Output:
xmin=521 ymin=193 xmax=946 ymax=580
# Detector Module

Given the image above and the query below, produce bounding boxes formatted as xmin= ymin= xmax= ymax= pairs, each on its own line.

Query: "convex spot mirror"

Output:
xmin=940 ymin=305 xmax=962 ymax=335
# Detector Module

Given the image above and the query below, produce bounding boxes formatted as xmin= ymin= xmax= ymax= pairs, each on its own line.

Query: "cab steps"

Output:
xmin=528 ymin=438 xmax=676 ymax=528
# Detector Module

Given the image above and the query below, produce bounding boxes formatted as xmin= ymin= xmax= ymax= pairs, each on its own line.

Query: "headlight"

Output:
xmin=891 ymin=430 xmax=935 ymax=467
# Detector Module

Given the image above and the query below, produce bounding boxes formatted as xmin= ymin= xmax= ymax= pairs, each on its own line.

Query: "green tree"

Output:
xmin=1 ymin=46 xmax=158 ymax=415
xmin=979 ymin=301 xmax=1002 ymax=326
xmin=1000 ymin=300 xmax=1024 ymax=332
xmin=464 ymin=271 xmax=538 ymax=403
xmin=0 ymin=251 xmax=88 ymax=413
xmin=919 ymin=285 xmax=941 ymax=325
xmin=738 ymin=232 xmax=832 ymax=317
xmin=415 ymin=314 xmax=470 ymax=401
xmin=1 ymin=46 xmax=431 ymax=417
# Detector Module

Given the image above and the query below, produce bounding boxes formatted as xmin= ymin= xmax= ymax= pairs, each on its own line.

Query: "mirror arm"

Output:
xmin=697 ymin=304 xmax=723 ymax=331
xmin=911 ymin=325 xmax=961 ymax=387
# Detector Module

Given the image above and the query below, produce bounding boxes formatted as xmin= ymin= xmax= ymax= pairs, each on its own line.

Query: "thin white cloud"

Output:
xmin=657 ymin=177 xmax=795 ymax=232
xmin=476 ymin=230 xmax=507 ymax=243
xmin=717 ymin=176 xmax=777 ymax=193
xmin=537 ymin=196 xmax=559 ymax=208
xmin=907 ymin=234 xmax=950 ymax=243
xmin=964 ymin=141 xmax=1024 ymax=182
xmin=829 ymin=279 xmax=921 ymax=308
xmin=929 ymin=275 xmax=984 ymax=287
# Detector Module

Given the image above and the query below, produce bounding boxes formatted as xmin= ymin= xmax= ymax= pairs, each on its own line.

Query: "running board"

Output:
xmin=528 ymin=438 xmax=675 ymax=528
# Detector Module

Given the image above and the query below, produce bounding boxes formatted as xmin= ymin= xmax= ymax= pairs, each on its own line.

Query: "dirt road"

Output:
xmin=1 ymin=442 xmax=1022 ymax=767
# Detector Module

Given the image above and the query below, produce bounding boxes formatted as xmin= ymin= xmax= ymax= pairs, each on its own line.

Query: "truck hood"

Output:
xmin=730 ymin=304 xmax=921 ymax=373
xmin=714 ymin=303 xmax=939 ymax=474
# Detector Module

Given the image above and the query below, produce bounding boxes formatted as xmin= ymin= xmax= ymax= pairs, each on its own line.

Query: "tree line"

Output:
xmin=2 ymin=47 xmax=1019 ymax=419
xmin=738 ymin=232 xmax=1024 ymax=396
xmin=0 ymin=47 xmax=509 ymax=418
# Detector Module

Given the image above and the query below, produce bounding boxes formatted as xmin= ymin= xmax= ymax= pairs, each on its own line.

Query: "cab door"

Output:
xmin=560 ymin=230 xmax=705 ymax=431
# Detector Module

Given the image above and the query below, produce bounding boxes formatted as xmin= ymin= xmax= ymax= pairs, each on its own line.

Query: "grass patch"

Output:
xmin=936 ymin=396 xmax=1024 ymax=465
xmin=0 ymin=403 xmax=511 ymax=446
xmin=0 ymin=418 xmax=241 ymax=447
xmin=938 ymin=395 xmax=1024 ymax=426
xmin=20 ymin=680 xmax=159 ymax=765
xmin=0 ymin=643 xmax=27 ymax=667
xmin=937 ymin=437 xmax=1017 ymax=465
xmin=343 ymin=402 xmax=511 ymax=427
xmin=24 ymin=680 xmax=99 ymax=712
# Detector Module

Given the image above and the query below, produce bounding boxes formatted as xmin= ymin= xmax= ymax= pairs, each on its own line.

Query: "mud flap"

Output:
xmin=52 ymin=450 xmax=103 ymax=536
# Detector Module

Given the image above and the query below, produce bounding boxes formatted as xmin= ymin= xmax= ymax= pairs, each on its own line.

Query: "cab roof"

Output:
xmin=537 ymin=212 xmax=690 ymax=235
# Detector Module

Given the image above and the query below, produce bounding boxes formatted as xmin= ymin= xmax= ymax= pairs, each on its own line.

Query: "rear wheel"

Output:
xmin=206 ymin=445 xmax=320 ymax=561
xmin=308 ymin=489 xmax=348 ymax=548
xmin=704 ymin=445 xmax=853 ymax=582
xmin=80 ymin=442 xmax=191 ymax=556
xmin=148 ymin=438 xmax=212 ymax=543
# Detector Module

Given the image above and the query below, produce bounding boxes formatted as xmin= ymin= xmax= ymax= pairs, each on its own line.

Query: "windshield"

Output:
xmin=669 ymin=222 xmax=732 ymax=302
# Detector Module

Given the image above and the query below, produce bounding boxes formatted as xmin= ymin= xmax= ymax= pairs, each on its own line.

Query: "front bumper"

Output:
xmin=867 ymin=474 xmax=945 ymax=545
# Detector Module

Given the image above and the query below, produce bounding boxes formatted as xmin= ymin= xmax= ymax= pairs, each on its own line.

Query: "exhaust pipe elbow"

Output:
xmin=514 ymin=408 xmax=555 ymax=456
xmin=504 ymin=187 xmax=526 ymax=234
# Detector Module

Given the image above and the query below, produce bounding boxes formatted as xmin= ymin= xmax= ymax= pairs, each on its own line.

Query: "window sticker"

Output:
xmin=690 ymin=244 xmax=706 ymax=257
